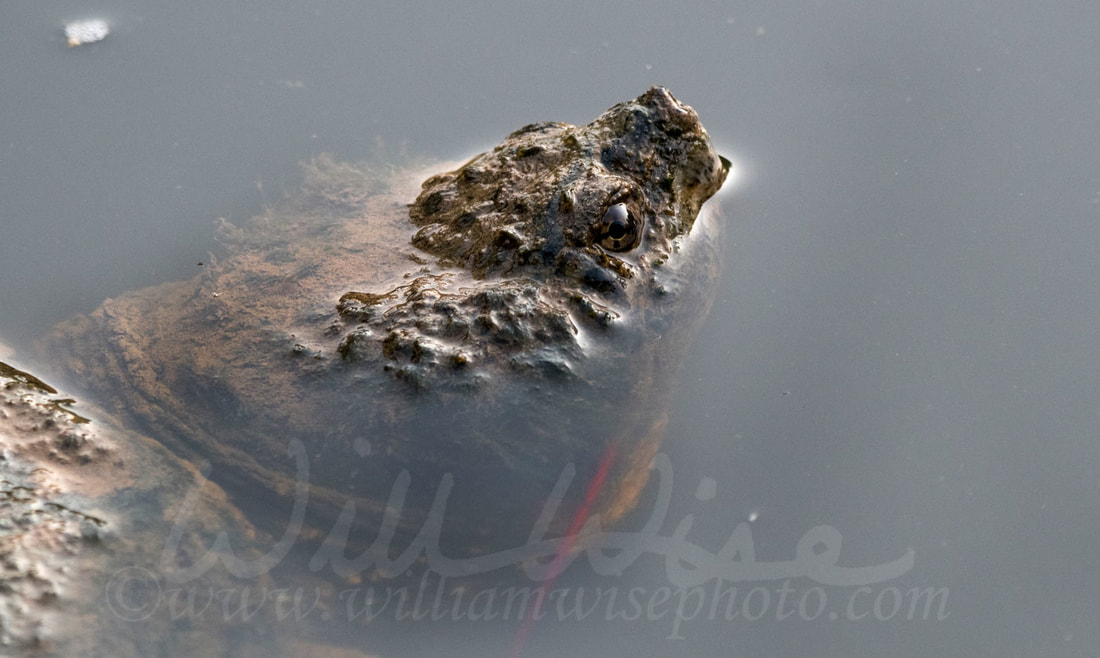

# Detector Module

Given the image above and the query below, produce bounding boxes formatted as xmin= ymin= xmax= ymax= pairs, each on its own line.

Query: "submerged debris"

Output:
xmin=64 ymin=19 xmax=109 ymax=47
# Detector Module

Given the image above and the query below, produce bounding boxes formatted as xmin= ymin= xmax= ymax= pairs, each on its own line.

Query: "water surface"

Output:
xmin=3 ymin=1 xmax=1100 ymax=656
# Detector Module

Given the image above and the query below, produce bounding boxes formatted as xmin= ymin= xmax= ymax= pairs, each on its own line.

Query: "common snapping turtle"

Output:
xmin=37 ymin=87 xmax=729 ymax=576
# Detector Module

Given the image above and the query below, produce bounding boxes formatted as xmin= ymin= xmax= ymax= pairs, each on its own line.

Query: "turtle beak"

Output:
xmin=719 ymin=155 xmax=732 ymax=177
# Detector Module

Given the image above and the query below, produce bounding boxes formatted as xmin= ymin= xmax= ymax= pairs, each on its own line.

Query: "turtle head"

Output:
xmin=340 ymin=88 xmax=729 ymax=387
xmin=408 ymin=86 xmax=729 ymax=290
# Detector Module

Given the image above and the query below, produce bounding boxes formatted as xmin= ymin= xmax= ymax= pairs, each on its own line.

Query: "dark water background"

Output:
xmin=3 ymin=1 xmax=1099 ymax=656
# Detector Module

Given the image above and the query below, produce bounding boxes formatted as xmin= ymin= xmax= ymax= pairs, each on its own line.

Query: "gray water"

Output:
xmin=3 ymin=1 xmax=1099 ymax=656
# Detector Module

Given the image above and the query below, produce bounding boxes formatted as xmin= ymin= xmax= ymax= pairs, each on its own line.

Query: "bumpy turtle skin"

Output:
xmin=1 ymin=359 xmax=289 ymax=656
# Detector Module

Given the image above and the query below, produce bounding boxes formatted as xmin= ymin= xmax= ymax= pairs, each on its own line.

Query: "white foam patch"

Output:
xmin=64 ymin=19 xmax=109 ymax=47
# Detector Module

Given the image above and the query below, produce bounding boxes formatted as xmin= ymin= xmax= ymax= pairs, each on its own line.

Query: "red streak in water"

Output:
xmin=507 ymin=441 xmax=619 ymax=658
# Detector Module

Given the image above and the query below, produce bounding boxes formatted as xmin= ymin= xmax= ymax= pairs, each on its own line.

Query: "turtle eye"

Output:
xmin=597 ymin=203 xmax=642 ymax=252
